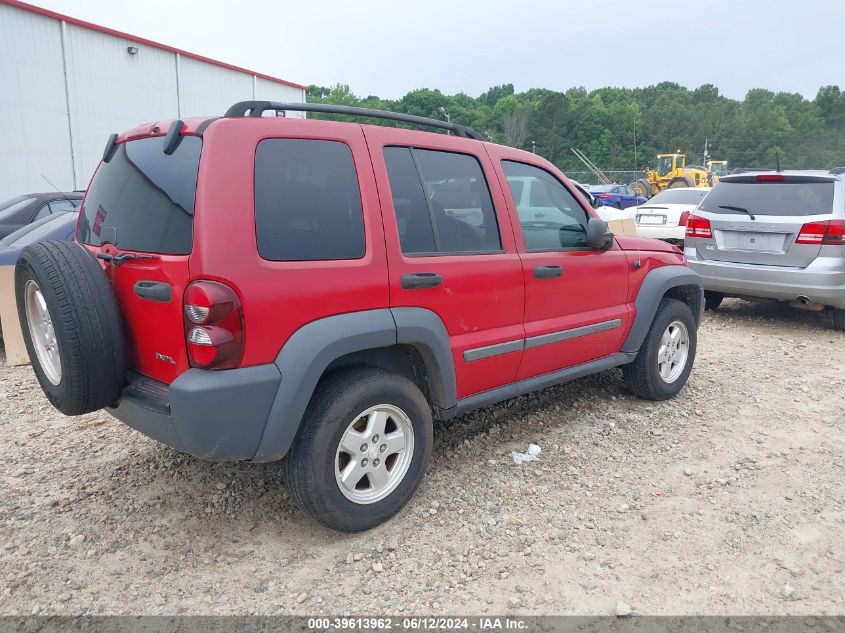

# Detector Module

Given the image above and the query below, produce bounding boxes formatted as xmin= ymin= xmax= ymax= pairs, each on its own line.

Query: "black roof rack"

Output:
xmin=224 ymin=101 xmax=485 ymax=141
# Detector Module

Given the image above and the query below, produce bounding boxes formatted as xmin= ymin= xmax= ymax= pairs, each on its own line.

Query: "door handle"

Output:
xmin=533 ymin=265 xmax=563 ymax=279
xmin=134 ymin=280 xmax=172 ymax=302
xmin=400 ymin=272 xmax=443 ymax=289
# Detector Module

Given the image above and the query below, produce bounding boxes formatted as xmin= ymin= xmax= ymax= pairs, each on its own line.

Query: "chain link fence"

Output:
xmin=563 ymin=170 xmax=644 ymax=186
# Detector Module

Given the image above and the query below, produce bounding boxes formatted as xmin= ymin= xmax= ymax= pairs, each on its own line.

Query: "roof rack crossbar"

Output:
xmin=224 ymin=101 xmax=485 ymax=141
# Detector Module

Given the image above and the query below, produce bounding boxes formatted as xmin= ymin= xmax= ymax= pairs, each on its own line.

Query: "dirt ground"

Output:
xmin=1 ymin=299 xmax=843 ymax=616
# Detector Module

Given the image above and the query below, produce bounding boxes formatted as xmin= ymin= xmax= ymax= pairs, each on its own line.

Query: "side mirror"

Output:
xmin=586 ymin=217 xmax=613 ymax=250
xmin=591 ymin=197 xmax=604 ymax=209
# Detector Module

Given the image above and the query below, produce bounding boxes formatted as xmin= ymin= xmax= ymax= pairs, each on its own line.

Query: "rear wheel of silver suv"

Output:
xmin=283 ymin=368 xmax=433 ymax=532
xmin=833 ymin=308 xmax=845 ymax=332
xmin=704 ymin=291 xmax=723 ymax=312
xmin=623 ymin=298 xmax=697 ymax=400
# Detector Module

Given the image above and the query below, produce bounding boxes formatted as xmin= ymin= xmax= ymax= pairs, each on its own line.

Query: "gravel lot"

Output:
xmin=1 ymin=299 xmax=843 ymax=616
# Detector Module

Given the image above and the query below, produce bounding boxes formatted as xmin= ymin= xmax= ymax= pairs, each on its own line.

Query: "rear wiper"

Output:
xmin=97 ymin=251 xmax=156 ymax=267
xmin=719 ymin=205 xmax=756 ymax=221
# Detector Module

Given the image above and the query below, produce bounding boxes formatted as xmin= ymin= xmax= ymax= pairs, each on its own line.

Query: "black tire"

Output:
xmin=704 ymin=291 xmax=724 ymax=312
xmin=614 ymin=202 xmax=623 ymax=209
xmin=631 ymin=179 xmax=651 ymax=198
xmin=833 ymin=308 xmax=845 ymax=331
xmin=283 ymin=368 xmax=433 ymax=532
xmin=15 ymin=241 xmax=126 ymax=416
xmin=667 ymin=177 xmax=693 ymax=189
xmin=623 ymin=298 xmax=697 ymax=401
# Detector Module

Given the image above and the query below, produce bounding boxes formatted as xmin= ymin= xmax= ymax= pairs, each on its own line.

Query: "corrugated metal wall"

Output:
xmin=0 ymin=4 xmax=75 ymax=199
xmin=0 ymin=2 xmax=305 ymax=200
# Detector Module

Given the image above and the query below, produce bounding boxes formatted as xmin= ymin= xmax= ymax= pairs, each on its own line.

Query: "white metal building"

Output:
xmin=0 ymin=0 xmax=306 ymax=200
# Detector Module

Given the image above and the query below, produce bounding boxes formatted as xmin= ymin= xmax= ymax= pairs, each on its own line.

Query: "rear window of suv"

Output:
xmin=699 ymin=180 xmax=834 ymax=217
xmin=78 ymin=135 xmax=200 ymax=254
xmin=254 ymin=139 xmax=365 ymax=261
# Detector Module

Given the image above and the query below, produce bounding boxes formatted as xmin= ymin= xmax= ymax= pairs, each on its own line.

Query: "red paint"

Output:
xmin=365 ymin=126 xmax=525 ymax=398
xmin=82 ymin=242 xmax=192 ymax=384
xmin=1 ymin=0 xmax=306 ymax=90
xmin=79 ymin=115 xmax=688 ymax=393
xmin=484 ymin=143 xmax=631 ymax=379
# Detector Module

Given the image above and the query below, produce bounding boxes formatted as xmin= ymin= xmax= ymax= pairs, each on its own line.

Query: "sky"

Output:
xmin=22 ymin=0 xmax=845 ymax=101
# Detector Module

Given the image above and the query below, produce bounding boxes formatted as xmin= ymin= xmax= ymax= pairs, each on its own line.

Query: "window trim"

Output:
xmin=501 ymin=159 xmax=593 ymax=254
xmin=385 ymin=145 xmax=506 ymax=258
xmin=253 ymin=136 xmax=367 ymax=262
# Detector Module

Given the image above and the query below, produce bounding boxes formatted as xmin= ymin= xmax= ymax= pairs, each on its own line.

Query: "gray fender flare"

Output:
xmin=621 ymin=265 xmax=704 ymax=354
xmin=392 ymin=307 xmax=456 ymax=412
xmin=251 ymin=308 xmax=455 ymax=462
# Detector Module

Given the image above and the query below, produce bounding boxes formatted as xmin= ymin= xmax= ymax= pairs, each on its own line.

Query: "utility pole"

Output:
xmin=633 ymin=120 xmax=637 ymax=174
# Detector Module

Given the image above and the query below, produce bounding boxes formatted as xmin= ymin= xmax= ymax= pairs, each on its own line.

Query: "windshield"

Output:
xmin=657 ymin=156 xmax=674 ymax=177
xmin=699 ymin=181 xmax=834 ymax=217
xmin=78 ymin=135 xmax=201 ymax=254
xmin=647 ymin=189 xmax=710 ymax=205
xmin=711 ymin=163 xmax=728 ymax=175
xmin=0 ymin=196 xmax=34 ymax=221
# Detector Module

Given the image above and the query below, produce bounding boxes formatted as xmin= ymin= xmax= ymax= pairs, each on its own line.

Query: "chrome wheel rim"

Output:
xmin=24 ymin=280 xmax=61 ymax=385
xmin=334 ymin=404 xmax=414 ymax=504
xmin=657 ymin=319 xmax=689 ymax=384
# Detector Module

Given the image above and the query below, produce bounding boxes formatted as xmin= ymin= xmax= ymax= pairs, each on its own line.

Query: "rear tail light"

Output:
xmin=678 ymin=210 xmax=690 ymax=227
xmin=184 ymin=280 xmax=244 ymax=370
xmin=685 ymin=215 xmax=712 ymax=238
xmin=595 ymin=193 xmax=612 ymax=199
xmin=796 ymin=220 xmax=845 ymax=246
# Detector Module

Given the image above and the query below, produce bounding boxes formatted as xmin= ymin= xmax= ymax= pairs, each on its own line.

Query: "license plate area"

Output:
xmin=637 ymin=214 xmax=666 ymax=225
xmin=719 ymin=230 xmax=786 ymax=252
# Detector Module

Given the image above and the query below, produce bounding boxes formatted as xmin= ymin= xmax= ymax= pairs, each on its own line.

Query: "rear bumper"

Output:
xmin=107 ymin=365 xmax=281 ymax=461
xmin=686 ymin=252 xmax=845 ymax=308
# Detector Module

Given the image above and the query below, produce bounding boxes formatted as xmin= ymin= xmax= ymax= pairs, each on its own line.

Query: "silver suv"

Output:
xmin=684 ymin=169 xmax=845 ymax=330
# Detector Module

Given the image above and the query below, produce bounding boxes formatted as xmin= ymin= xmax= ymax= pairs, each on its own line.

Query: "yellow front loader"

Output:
xmin=631 ymin=152 xmax=711 ymax=198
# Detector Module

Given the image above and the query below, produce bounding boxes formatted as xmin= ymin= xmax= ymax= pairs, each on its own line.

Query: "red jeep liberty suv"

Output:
xmin=16 ymin=102 xmax=703 ymax=531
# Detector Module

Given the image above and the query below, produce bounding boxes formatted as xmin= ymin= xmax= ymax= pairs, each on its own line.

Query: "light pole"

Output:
xmin=531 ymin=140 xmax=536 ymax=154
xmin=438 ymin=107 xmax=450 ymax=135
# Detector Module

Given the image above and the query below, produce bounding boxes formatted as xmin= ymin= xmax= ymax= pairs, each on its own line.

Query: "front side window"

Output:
xmin=502 ymin=161 xmax=588 ymax=251
xmin=384 ymin=147 xmax=501 ymax=255
xmin=255 ymin=139 xmax=365 ymax=261
xmin=657 ymin=156 xmax=673 ymax=177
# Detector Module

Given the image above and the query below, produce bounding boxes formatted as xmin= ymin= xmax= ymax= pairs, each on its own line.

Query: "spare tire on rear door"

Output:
xmin=15 ymin=241 xmax=126 ymax=415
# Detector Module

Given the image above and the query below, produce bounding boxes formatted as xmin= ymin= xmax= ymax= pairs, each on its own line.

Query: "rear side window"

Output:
xmin=78 ymin=136 xmax=200 ymax=254
xmin=255 ymin=139 xmax=365 ymax=261
xmin=699 ymin=181 xmax=835 ymax=217
xmin=383 ymin=147 xmax=501 ymax=255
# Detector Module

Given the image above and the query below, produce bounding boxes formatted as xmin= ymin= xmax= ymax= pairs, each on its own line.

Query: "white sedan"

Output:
xmin=631 ymin=187 xmax=711 ymax=244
